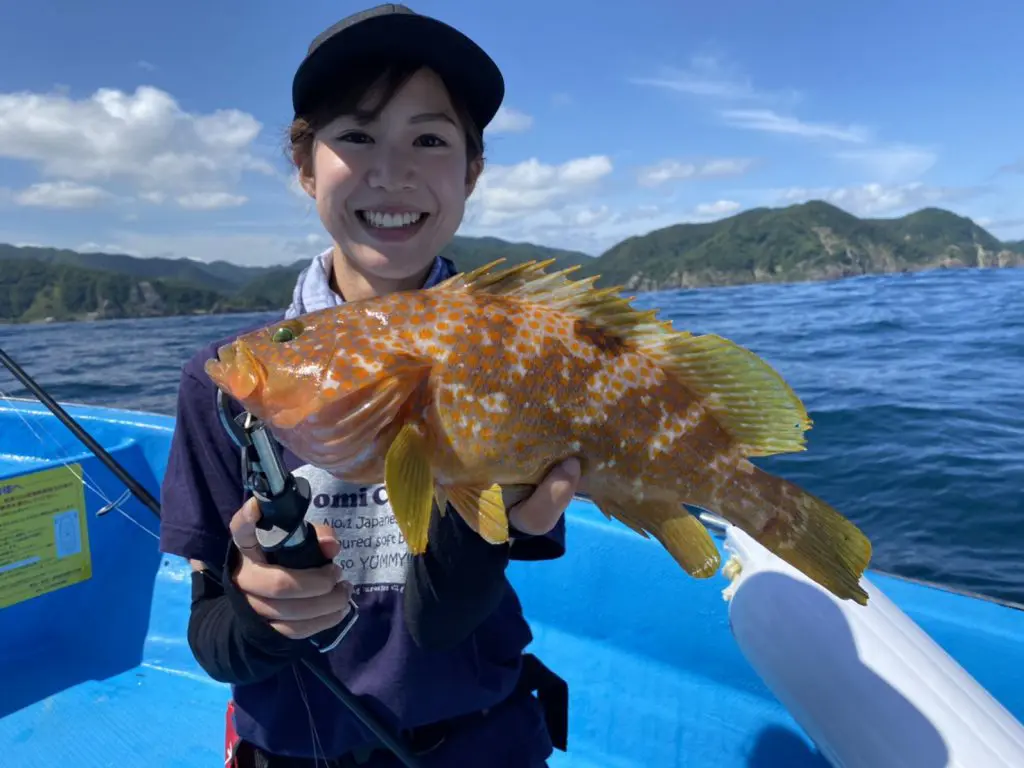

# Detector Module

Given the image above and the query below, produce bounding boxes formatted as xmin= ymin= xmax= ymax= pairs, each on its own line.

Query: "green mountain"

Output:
xmin=2 ymin=201 xmax=1021 ymax=323
xmin=587 ymin=202 xmax=1024 ymax=291
xmin=0 ymin=258 xmax=233 ymax=323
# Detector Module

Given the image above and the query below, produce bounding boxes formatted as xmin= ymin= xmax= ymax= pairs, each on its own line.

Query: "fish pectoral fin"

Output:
xmin=594 ymin=494 xmax=721 ymax=579
xmin=384 ymin=423 xmax=434 ymax=556
xmin=654 ymin=333 xmax=812 ymax=458
xmin=443 ymin=483 xmax=510 ymax=546
xmin=434 ymin=484 xmax=449 ymax=516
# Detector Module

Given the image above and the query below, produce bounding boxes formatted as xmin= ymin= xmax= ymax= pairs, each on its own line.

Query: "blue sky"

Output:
xmin=1 ymin=0 xmax=1022 ymax=266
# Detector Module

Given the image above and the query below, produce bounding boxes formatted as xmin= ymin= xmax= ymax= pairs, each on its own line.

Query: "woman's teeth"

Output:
xmin=359 ymin=210 xmax=425 ymax=228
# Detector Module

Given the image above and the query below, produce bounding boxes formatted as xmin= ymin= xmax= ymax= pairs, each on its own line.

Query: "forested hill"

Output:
xmin=2 ymin=201 xmax=1021 ymax=323
xmin=576 ymin=202 xmax=1024 ymax=292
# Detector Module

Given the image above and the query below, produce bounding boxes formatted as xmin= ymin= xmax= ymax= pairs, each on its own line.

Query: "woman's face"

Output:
xmin=300 ymin=67 xmax=482 ymax=293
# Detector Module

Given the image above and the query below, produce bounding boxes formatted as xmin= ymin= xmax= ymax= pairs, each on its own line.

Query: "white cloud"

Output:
xmin=630 ymin=55 xmax=801 ymax=106
xmin=637 ymin=157 xmax=755 ymax=186
xmin=77 ymin=241 xmax=141 ymax=256
xmin=467 ymin=155 xmax=613 ymax=227
xmin=834 ymin=144 xmax=938 ymax=182
xmin=0 ymin=85 xmax=273 ymax=207
xmin=632 ymin=56 xmax=757 ymax=100
xmin=771 ymin=182 xmax=969 ymax=217
xmin=721 ymin=109 xmax=869 ymax=143
xmin=14 ymin=181 xmax=112 ymax=209
xmin=998 ymin=159 xmax=1024 ymax=174
xmin=461 ymin=201 xmax=687 ymax=255
xmin=176 ymin=191 xmax=248 ymax=210
xmin=487 ymin=106 xmax=533 ymax=134
xmin=99 ymin=230 xmax=324 ymax=268
xmin=694 ymin=200 xmax=741 ymax=217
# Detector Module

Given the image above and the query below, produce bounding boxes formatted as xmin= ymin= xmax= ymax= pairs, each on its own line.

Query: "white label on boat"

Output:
xmin=53 ymin=509 xmax=82 ymax=559
xmin=294 ymin=465 xmax=410 ymax=595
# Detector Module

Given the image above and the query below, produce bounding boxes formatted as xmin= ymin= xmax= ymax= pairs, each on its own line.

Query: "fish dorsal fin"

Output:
xmin=436 ymin=258 xmax=812 ymax=458
xmin=434 ymin=258 xmax=680 ymax=340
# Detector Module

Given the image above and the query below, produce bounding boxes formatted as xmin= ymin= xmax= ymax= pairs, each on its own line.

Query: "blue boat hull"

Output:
xmin=1 ymin=398 xmax=1022 ymax=767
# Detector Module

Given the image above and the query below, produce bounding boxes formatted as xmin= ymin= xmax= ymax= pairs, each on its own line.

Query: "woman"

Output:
xmin=159 ymin=5 xmax=577 ymax=767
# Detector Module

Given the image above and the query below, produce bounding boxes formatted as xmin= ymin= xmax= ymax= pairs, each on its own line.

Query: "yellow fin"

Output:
xmin=654 ymin=333 xmax=811 ymax=457
xmin=444 ymin=483 xmax=509 ymax=545
xmin=432 ymin=258 xmax=682 ymax=343
xmin=384 ymin=423 xmax=434 ymax=555
xmin=657 ymin=513 xmax=721 ymax=579
xmin=434 ymin=484 xmax=449 ymax=516
xmin=716 ymin=464 xmax=871 ymax=605
xmin=594 ymin=493 xmax=721 ymax=579
xmin=435 ymin=259 xmax=809 ymax=458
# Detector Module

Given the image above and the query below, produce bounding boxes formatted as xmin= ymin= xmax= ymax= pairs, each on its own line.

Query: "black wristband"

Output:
xmin=219 ymin=539 xmax=312 ymax=660
xmin=184 ymin=541 xmax=312 ymax=686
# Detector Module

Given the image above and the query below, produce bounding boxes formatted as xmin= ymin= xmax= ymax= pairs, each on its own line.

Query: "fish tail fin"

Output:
xmin=713 ymin=464 xmax=872 ymax=604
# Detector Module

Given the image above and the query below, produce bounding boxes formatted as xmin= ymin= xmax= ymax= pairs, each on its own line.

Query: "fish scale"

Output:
xmin=205 ymin=258 xmax=874 ymax=605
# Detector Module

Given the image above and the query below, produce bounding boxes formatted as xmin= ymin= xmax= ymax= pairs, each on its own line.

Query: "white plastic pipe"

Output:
xmin=718 ymin=521 xmax=1024 ymax=768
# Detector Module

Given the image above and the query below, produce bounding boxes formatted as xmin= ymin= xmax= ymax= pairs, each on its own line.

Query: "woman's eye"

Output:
xmin=415 ymin=134 xmax=448 ymax=148
xmin=338 ymin=131 xmax=372 ymax=143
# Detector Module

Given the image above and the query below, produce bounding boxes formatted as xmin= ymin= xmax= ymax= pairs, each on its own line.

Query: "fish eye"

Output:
xmin=270 ymin=319 xmax=304 ymax=343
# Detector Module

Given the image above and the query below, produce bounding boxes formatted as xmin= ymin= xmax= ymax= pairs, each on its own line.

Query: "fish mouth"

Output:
xmin=205 ymin=339 xmax=266 ymax=402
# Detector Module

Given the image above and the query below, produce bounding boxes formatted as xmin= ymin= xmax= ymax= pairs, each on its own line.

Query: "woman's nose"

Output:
xmin=367 ymin=146 xmax=417 ymax=191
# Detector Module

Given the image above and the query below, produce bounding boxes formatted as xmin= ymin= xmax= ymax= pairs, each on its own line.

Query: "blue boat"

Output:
xmin=2 ymin=394 xmax=1023 ymax=767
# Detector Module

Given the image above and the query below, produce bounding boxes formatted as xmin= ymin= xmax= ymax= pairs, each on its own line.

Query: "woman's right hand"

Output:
xmin=228 ymin=497 xmax=353 ymax=640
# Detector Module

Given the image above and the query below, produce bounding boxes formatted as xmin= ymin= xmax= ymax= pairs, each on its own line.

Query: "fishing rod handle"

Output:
xmin=264 ymin=522 xmax=359 ymax=653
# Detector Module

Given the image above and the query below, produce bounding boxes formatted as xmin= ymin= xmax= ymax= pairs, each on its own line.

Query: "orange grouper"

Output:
xmin=205 ymin=259 xmax=872 ymax=605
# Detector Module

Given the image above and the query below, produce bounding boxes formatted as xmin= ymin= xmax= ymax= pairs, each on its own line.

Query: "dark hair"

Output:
xmin=288 ymin=59 xmax=485 ymax=177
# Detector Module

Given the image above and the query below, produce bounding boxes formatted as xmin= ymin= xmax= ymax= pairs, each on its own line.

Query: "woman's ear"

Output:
xmin=465 ymin=156 xmax=485 ymax=198
xmin=293 ymin=146 xmax=316 ymax=198
xmin=298 ymin=169 xmax=316 ymax=198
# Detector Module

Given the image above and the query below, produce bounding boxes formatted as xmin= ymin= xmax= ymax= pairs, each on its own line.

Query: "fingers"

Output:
xmin=227 ymin=498 xmax=354 ymax=641
xmin=230 ymin=499 xmax=345 ymax=599
xmin=235 ymin=558 xmax=344 ymax=600
xmin=269 ymin=605 xmax=353 ymax=641
xmin=314 ymin=521 xmax=342 ymax=561
xmin=508 ymin=457 xmax=581 ymax=536
xmin=247 ymin=579 xmax=353 ymax=623
xmin=229 ymin=497 xmax=268 ymax=566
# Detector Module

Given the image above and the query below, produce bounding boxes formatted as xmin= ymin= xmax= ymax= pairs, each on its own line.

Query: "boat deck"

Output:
xmin=1 ymin=399 xmax=1022 ymax=767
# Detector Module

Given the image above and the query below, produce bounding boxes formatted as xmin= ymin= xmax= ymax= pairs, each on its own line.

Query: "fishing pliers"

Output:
xmin=216 ymin=389 xmax=358 ymax=652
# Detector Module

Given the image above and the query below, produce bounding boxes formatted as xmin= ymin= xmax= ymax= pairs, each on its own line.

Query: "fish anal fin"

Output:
xmin=594 ymin=493 xmax=721 ymax=579
xmin=384 ymin=423 xmax=434 ymax=556
xmin=444 ymin=483 xmax=509 ymax=545
xmin=432 ymin=260 xmax=808 ymax=458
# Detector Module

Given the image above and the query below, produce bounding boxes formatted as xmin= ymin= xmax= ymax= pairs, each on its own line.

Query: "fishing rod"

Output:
xmin=0 ymin=347 xmax=162 ymax=520
xmin=0 ymin=345 xmax=423 ymax=768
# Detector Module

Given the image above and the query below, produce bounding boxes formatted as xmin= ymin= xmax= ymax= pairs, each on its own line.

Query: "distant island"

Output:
xmin=2 ymin=200 xmax=1022 ymax=324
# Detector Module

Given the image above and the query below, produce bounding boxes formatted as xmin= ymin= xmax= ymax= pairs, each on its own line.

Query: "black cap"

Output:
xmin=292 ymin=4 xmax=504 ymax=131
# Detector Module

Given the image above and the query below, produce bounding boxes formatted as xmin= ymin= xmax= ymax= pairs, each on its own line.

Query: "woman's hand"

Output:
xmin=227 ymin=498 xmax=353 ymax=640
xmin=507 ymin=457 xmax=581 ymax=537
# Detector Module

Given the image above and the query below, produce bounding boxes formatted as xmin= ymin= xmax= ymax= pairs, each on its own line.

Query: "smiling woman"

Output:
xmin=157 ymin=5 xmax=579 ymax=768
xmin=286 ymin=19 xmax=491 ymax=303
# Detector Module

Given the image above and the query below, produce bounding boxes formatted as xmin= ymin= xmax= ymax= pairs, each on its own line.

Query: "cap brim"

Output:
xmin=292 ymin=13 xmax=504 ymax=131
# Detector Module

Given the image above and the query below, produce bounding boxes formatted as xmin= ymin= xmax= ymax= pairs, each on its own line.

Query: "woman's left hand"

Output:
xmin=507 ymin=457 xmax=582 ymax=537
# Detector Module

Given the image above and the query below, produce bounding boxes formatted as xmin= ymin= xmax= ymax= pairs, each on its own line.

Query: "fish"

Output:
xmin=204 ymin=259 xmax=873 ymax=605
